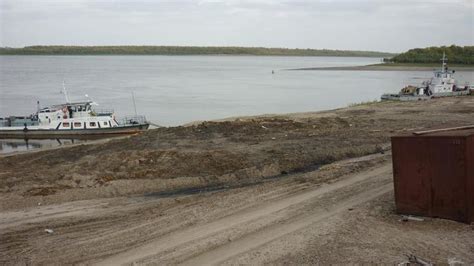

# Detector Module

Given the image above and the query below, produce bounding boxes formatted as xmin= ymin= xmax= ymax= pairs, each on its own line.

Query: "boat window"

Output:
xmin=45 ymin=116 xmax=49 ymax=119
xmin=74 ymin=122 xmax=82 ymax=127
xmin=103 ymin=122 xmax=108 ymax=126
xmin=63 ymin=122 xmax=70 ymax=127
xmin=90 ymin=122 xmax=96 ymax=127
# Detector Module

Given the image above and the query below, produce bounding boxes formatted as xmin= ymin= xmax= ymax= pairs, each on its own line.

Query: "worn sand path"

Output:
xmin=0 ymin=200 xmax=110 ymax=230
xmin=97 ymin=164 xmax=392 ymax=265
xmin=180 ymin=183 xmax=392 ymax=265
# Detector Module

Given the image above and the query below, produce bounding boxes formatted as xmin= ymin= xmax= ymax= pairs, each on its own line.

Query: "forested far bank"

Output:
xmin=384 ymin=45 xmax=473 ymax=64
xmin=0 ymin=45 xmax=394 ymax=57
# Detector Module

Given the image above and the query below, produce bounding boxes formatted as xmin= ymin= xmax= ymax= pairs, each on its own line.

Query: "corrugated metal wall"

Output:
xmin=467 ymin=136 xmax=474 ymax=223
xmin=392 ymin=132 xmax=473 ymax=223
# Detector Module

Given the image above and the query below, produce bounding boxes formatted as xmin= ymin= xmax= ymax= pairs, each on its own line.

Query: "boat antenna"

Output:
xmin=131 ymin=91 xmax=138 ymax=117
xmin=62 ymin=80 xmax=70 ymax=103
xmin=441 ymin=52 xmax=447 ymax=72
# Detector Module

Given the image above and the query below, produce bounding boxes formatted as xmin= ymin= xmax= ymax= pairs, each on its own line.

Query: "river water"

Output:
xmin=2 ymin=55 xmax=472 ymax=127
xmin=1 ymin=55 xmax=473 ymax=154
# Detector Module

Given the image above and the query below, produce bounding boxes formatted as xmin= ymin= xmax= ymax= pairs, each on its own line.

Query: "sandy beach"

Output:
xmin=289 ymin=64 xmax=474 ymax=71
xmin=1 ymin=97 xmax=474 ymax=264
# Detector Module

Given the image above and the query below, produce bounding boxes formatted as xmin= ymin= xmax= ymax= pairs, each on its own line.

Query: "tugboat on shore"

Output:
xmin=0 ymin=85 xmax=149 ymax=139
xmin=381 ymin=53 xmax=472 ymax=101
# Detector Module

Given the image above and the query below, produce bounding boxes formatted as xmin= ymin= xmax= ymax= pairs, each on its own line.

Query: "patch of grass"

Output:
xmin=347 ymin=100 xmax=381 ymax=107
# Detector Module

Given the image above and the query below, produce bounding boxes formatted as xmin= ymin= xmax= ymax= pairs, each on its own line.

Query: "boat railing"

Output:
xmin=116 ymin=115 xmax=147 ymax=126
xmin=0 ymin=118 xmax=6 ymax=127
xmin=0 ymin=117 xmax=39 ymax=127
xmin=92 ymin=109 xmax=115 ymax=116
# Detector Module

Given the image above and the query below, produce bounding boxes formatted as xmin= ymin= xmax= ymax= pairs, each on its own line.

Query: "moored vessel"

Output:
xmin=381 ymin=53 xmax=472 ymax=101
xmin=0 ymin=85 xmax=149 ymax=139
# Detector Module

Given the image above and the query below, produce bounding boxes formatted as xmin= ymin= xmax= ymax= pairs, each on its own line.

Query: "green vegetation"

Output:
xmin=384 ymin=45 xmax=474 ymax=64
xmin=347 ymin=100 xmax=380 ymax=107
xmin=0 ymin=45 xmax=394 ymax=57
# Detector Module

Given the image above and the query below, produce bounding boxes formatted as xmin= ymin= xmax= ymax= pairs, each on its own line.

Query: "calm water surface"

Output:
xmin=1 ymin=55 xmax=473 ymax=126
xmin=2 ymin=55 xmax=473 ymax=154
xmin=0 ymin=138 xmax=88 ymax=154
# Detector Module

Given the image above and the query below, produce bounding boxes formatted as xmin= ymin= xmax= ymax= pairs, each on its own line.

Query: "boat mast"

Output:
xmin=132 ymin=91 xmax=138 ymax=117
xmin=62 ymin=80 xmax=70 ymax=103
xmin=441 ymin=52 xmax=447 ymax=72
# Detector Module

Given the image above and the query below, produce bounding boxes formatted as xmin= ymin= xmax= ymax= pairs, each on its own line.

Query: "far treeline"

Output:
xmin=0 ymin=45 xmax=394 ymax=57
xmin=385 ymin=45 xmax=474 ymax=65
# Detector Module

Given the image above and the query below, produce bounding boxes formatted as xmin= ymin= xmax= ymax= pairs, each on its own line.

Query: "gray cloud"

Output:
xmin=0 ymin=0 xmax=472 ymax=52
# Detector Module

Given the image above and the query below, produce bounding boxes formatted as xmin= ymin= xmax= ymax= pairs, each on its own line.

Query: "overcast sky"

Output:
xmin=0 ymin=0 xmax=472 ymax=53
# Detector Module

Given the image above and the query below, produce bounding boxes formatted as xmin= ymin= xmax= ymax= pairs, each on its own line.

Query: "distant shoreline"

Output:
xmin=0 ymin=45 xmax=394 ymax=58
xmin=0 ymin=54 xmax=386 ymax=58
xmin=288 ymin=63 xmax=474 ymax=71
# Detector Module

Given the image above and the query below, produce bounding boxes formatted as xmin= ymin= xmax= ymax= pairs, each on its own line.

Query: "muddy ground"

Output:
xmin=1 ymin=97 xmax=474 ymax=264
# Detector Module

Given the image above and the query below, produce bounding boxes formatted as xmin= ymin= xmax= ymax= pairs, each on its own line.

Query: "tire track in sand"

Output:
xmin=96 ymin=164 xmax=392 ymax=266
xmin=181 ymin=182 xmax=392 ymax=265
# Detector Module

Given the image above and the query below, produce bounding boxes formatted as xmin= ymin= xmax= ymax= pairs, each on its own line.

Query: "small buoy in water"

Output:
xmin=272 ymin=70 xmax=275 ymax=74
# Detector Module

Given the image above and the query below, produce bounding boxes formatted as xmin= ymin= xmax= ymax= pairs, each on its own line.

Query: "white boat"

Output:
xmin=0 ymin=85 xmax=149 ymax=138
xmin=381 ymin=53 xmax=472 ymax=101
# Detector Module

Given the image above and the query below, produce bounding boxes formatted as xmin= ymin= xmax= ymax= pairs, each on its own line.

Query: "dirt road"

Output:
xmin=98 ymin=163 xmax=392 ymax=265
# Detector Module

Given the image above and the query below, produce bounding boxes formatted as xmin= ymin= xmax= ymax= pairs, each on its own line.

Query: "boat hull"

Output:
xmin=381 ymin=90 xmax=470 ymax=101
xmin=0 ymin=124 xmax=149 ymax=139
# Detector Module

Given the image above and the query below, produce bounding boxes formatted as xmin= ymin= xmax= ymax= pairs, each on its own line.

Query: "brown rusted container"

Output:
xmin=391 ymin=128 xmax=474 ymax=223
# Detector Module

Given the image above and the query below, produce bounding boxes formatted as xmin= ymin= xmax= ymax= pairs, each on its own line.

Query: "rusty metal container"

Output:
xmin=391 ymin=128 xmax=474 ymax=223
